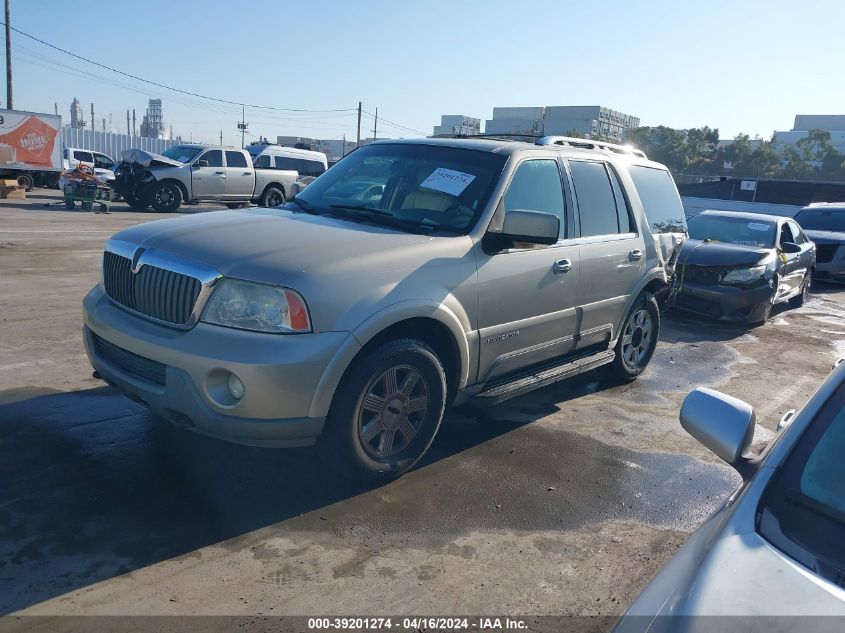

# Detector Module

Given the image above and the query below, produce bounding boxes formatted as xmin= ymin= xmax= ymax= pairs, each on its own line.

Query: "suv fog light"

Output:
xmin=228 ymin=374 xmax=245 ymax=400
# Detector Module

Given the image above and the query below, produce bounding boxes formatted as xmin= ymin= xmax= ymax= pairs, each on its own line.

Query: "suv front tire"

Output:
xmin=321 ymin=338 xmax=447 ymax=480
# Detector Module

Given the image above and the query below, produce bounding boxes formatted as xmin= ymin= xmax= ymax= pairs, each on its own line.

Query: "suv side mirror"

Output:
xmin=493 ymin=209 xmax=559 ymax=246
xmin=680 ymin=388 xmax=756 ymax=473
xmin=195 ymin=159 xmax=209 ymax=168
xmin=781 ymin=241 xmax=801 ymax=254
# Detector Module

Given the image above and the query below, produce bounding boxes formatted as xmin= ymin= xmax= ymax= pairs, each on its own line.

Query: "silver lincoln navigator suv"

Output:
xmin=83 ymin=136 xmax=687 ymax=478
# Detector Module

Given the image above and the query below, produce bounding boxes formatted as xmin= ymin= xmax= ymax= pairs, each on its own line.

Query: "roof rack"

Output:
xmin=536 ymin=136 xmax=647 ymax=159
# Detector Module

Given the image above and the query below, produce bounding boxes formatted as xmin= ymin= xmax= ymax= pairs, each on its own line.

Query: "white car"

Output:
xmin=615 ymin=364 xmax=845 ymax=630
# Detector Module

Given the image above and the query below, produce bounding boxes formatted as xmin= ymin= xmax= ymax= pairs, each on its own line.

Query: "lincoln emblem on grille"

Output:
xmin=131 ymin=248 xmax=145 ymax=274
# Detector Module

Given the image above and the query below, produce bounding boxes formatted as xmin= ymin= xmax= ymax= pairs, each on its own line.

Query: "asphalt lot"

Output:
xmin=2 ymin=189 xmax=845 ymax=618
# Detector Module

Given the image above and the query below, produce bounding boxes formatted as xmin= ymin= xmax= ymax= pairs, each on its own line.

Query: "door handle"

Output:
xmin=629 ymin=249 xmax=643 ymax=261
xmin=552 ymin=259 xmax=572 ymax=274
xmin=215 ymin=171 xmax=225 ymax=175
xmin=242 ymin=172 xmax=251 ymax=176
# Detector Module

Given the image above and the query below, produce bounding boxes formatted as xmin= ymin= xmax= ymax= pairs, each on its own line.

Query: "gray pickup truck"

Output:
xmin=84 ymin=136 xmax=687 ymax=478
xmin=114 ymin=144 xmax=298 ymax=212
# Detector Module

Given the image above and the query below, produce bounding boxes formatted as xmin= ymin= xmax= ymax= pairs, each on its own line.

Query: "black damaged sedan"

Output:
xmin=671 ymin=210 xmax=815 ymax=324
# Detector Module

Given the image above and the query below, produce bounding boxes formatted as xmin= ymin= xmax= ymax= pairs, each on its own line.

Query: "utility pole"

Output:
xmin=356 ymin=101 xmax=362 ymax=148
xmin=237 ymin=105 xmax=248 ymax=148
xmin=342 ymin=133 xmax=346 ymax=158
xmin=102 ymin=117 xmax=106 ymax=132
xmin=126 ymin=109 xmax=130 ymax=136
xmin=5 ymin=0 xmax=12 ymax=110
xmin=132 ymin=109 xmax=136 ymax=136
xmin=90 ymin=104 xmax=95 ymax=133
xmin=53 ymin=103 xmax=57 ymax=115
xmin=220 ymin=130 xmax=223 ymax=145
xmin=372 ymin=107 xmax=378 ymax=142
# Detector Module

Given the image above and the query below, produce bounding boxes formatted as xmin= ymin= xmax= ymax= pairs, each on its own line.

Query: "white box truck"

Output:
xmin=0 ymin=108 xmax=62 ymax=189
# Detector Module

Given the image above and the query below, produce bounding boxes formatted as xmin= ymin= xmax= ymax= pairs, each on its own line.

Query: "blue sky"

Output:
xmin=10 ymin=0 xmax=845 ymax=145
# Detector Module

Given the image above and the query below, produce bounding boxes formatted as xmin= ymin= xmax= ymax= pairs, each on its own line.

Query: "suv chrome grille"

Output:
xmin=103 ymin=251 xmax=202 ymax=325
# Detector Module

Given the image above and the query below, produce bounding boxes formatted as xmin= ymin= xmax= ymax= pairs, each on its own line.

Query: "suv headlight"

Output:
xmin=201 ymin=278 xmax=311 ymax=333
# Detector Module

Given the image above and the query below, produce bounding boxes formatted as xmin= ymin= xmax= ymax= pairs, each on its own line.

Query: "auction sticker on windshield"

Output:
xmin=748 ymin=222 xmax=770 ymax=231
xmin=420 ymin=168 xmax=476 ymax=196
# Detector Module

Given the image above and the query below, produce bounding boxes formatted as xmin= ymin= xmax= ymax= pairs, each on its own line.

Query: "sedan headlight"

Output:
xmin=722 ymin=257 xmax=775 ymax=285
xmin=202 ymin=278 xmax=311 ymax=333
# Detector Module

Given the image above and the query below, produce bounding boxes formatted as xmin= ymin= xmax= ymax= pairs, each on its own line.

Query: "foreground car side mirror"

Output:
xmin=680 ymin=388 xmax=756 ymax=474
xmin=195 ymin=160 xmax=209 ymax=168
xmin=492 ymin=209 xmax=560 ymax=247
xmin=781 ymin=241 xmax=801 ymax=254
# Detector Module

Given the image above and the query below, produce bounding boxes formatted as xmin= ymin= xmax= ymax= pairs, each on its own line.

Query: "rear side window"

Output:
xmin=225 ymin=151 xmax=248 ymax=168
xmin=73 ymin=150 xmax=94 ymax=163
xmin=504 ymin=159 xmax=565 ymax=235
xmin=254 ymin=155 xmax=271 ymax=168
xmin=199 ymin=150 xmax=223 ymax=167
xmin=627 ymin=165 xmax=686 ymax=234
xmin=569 ymin=160 xmax=621 ymax=237
xmin=275 ymin=156 xmax=296 ymax=170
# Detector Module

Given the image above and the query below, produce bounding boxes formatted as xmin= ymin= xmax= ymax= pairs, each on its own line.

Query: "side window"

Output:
xmin=789 ymin=220 xmax=806 ymax=245
xmin=627 ymin=165 xmax=687 ymax=234
xmin=225 ymin=151 xmax=248 ymax=168
xmin=74 ymin=150 xmax=94 ymax=163
xmin=779 ymin=222 xmax=795 ymax=246
xmin=569 ymin=160 xmax=621 ymax=237
xmin=93 ymin=154 xmax=113 ymax=169
xmin=199 ymin=150 xmax=223 ymax=167
xmin=255 ymin=155 xmax=271 ymax=168
xmin=503 ymin=159 xmax=565 ymax=237
xmin=607 ymin=166 xmax=633 ymax=233
xmin=275 ymin=156 xmax=297 ymax=170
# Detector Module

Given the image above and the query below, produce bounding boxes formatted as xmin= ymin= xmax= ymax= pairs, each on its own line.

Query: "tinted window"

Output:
xmin=789 ymin=221 xmax=807 ymax=245
xmin=757 ymin=381 xmax=845 ymax=588
xmin=779 ymin=222 xmax=796 ymax=246
xmin=795 ymin=209 xmax=845 ymax=232
xmin=627 ymin=165 xmax=687 ymax=234
xmin=199 ymin=150 xmax=223 ymax=167
xmin=569 ymin=160 xmax=620 ymax=237
xmin=255 ymin=155 xmax=271 ymax=168
xmin=275 ymin=156 xmax=297 ymax=170
xmin=225 ymin=151 xmax=248 ymax=168
xmin=301 ymin=159 xmax=326 ymax=177
xmin=608 ymin=166 xmax=632 ymax=233
xmin=73 ymin=151 xmax=93 ymax=163
xmin=503 ymin=160 xmax=564 ymax=234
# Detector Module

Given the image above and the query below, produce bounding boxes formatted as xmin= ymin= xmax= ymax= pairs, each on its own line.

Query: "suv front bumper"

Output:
xmin=83 ymin=284 xmax=357 ymax=447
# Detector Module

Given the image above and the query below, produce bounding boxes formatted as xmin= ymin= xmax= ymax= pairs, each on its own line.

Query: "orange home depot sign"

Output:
xmin=0 ymin=114 xmax=59 ymax=168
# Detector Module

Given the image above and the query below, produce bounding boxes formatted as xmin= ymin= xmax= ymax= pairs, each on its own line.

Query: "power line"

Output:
xmin=362 ymin=109 xmax=426 ymax=136
xmin=1 ymin=21 xmax=356 ymax=114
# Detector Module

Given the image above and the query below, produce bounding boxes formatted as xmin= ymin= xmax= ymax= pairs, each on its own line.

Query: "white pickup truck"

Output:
xmin=113 ymin=144 xmax=298 ymax=212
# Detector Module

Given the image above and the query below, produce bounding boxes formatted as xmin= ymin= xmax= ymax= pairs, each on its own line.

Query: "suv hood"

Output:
xmin=109 ymin=208 xmax=436 ymax=283
xmin=119 ymin=148 xmax=183 ymax=168
xmin=804 ymin=229 xmax=845 ymax=244
xmin=677 ymin=239 xmax=771 ymax=267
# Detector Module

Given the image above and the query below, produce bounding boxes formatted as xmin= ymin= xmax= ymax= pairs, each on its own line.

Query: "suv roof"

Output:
xmin=800 ymin=202 xmax=845 ymax=212
xmin=371 ymin=136 xmax=653 ymax=164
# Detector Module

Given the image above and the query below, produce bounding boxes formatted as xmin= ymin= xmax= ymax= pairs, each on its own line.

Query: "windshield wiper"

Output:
xmin=287 ymin=197 xmax=319 ymax=214
xmin=328 ymin=204 xmax=428 ymax=234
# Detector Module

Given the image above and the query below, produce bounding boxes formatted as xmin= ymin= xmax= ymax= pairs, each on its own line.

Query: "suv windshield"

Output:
xmin=161 ymin=146 xmax=202 ymax=163
xmin=687 ymin=214 xmax=776 ymax=248
xmin=795 ymin=208 xmax=845 ymax=232
xmin=290 ymin=143 xmax=507 ymax=234
xmin=757 ymin=380 xmax=845 ymax=587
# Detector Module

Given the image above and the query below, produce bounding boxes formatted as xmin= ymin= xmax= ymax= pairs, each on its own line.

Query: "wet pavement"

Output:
xmin=1 ymin=197 xmax=844 ymax=617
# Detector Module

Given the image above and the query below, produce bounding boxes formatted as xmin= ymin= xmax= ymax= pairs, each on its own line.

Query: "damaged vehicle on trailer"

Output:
xmin=670 ymin=210 xmax=815 ymax=324
xmin=113 ymin=145 xmax=298 ymax=212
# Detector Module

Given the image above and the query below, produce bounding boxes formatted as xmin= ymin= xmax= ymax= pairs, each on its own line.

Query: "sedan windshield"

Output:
xmin=289 ymin=143 xmax=507 ymax=234
xmin=757 ymin=382 xmax=845 ymax=587
xmin=687 ymin=214 xmax=776 ymax=248
xmin=161 ymin=146 xmax=202 ymax=163
xmin=795 ymin=209 xmax=845 ymax=232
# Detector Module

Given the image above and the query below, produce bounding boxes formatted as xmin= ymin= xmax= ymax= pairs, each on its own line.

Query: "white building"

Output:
xmin=773 ymin=115 xmax=845 ymax=154
xmin=484 ymin=105 xmax=639 ymax=141
xmin=432 ymin=114 xmax=481 ymax=137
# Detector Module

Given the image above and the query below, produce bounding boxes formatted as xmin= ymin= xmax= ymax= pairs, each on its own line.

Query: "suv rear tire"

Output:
xmin=608 ymin=292 xmax=660 ymax=381
xmin=320 ymin=338 xmax=447 ymax=480
xmin=149 ymin=182 xmax=183 ymax=213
